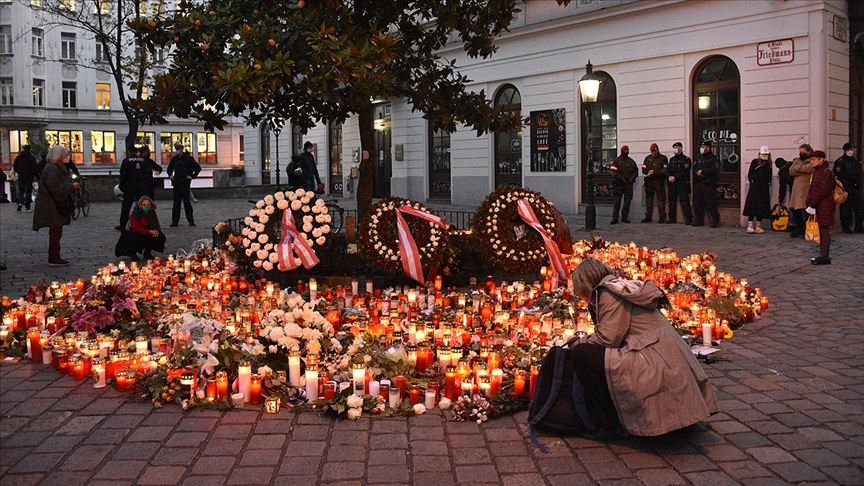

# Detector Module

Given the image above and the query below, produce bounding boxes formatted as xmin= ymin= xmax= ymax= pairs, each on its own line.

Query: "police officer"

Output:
xmin=692 ymin=141 xmax=721 ymax=227
xmin=117 ymin=146 xmax=162 ymax=231
xmin=834 ymin=142 xmax=863 ymax=234
xmin=610 ymin=145 xmax=638 ymax=224
xmin=641 ymin=143 xmax=667 ymax=223
xmin=666 ymin=142 xmax=693 ymax=225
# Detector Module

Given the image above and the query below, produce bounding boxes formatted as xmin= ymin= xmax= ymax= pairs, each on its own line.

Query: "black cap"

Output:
xmin=799 ymin=143 xmax=812 ymax=151
xmin=701 ymin=140 xmax=712 ymax=147
xmin=673 ymin=142 xmax=683 ymax=148
xmin=843 ymin=142 xmax=854 ymax=151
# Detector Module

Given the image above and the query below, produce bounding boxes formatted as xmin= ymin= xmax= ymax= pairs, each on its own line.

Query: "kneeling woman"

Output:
xmin=570 ymin=259 xmax=718 ymax=437
xmin=116 ymin=196 xmax=166 ymax=260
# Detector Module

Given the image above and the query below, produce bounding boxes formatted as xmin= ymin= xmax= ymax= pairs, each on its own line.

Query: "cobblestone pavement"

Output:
xmin=2 ymin=198 xmax=864 ymax=485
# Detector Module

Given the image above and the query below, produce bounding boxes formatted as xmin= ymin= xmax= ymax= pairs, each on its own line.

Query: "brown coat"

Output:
xmin=32 ymin=162 xmax=73 ymax=231
xmin=586 ymin=276 xmax=718 ymax=436
xmin=789 ymin=157 xmax=815 ymax=209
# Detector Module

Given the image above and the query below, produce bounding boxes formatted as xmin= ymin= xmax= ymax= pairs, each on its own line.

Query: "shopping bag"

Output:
xmin=805 ymin=214 xmax=820 ymax=244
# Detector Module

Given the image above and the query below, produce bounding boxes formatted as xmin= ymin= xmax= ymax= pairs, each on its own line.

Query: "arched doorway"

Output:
xmin=582 ymin=72 xmax=617 ymax=203
xmin=692 ymin=55 xmax=741 ymax=207
xmin=494 ymin=84 xmax=522 ymax=188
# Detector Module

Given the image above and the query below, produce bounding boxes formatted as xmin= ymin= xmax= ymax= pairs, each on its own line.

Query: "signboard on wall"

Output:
xmin=756 ymin=39 xmax=794 ymax=66
xmin=530 ymin=108 xmax=566 ymax=172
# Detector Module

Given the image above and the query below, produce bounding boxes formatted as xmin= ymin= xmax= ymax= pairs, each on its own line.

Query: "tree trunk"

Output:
xmin=356 ymin=102 xmax=375 ymax=218
xmin=125 ymin=121 xmax=139 ymax=155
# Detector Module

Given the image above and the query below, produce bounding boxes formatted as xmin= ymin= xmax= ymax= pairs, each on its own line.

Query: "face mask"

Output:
xmin=847 ymin=150 xmax=855 ymax=157
xmin=622 ymin=151 xmax=628 ymax=157
xmin=141 ymin=206 xmax=152 ymax=214
xmin=702 ymin=147 xmax=709 ymax=154
xmin=800 ymin=152 xmax=809 ymax=159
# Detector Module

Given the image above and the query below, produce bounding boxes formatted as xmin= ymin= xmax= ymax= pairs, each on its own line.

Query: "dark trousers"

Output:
xmin=172 ymin=181 xmax=194 ymax=225
xmin=120 ymin=194 xmax=135 ymax=230
xmin=667 ymin=183 xmax=692 ymax=223
xmin=693 ymin=183 xmax=719 ymax=226
xmin=790 ymin=208 xmax=806 ymax=235
xmin=571 ymin=343 xmax=620 ymax=431
xmin=17 ymin=179 xmax=33 ymax=208
xmin=611 ymin=183 xmax=633 ymax=222
xmin=839 ymin=188 xmax=864 ymax=230
xmin=778 ymin=172 xmax=793 ymax=206
xmin=48 ymin=226 xmax=63 ymax=260
xmin=819 ymin=225 xmax=831 ymax=258
xmin=644 ymin=180 xmax=666 ymax=221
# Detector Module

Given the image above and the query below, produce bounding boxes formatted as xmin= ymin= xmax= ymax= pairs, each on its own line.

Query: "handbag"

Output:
xmin=805 ymin=214 xmax=820 ymax=244
xmin=770 ymin=204 xmax=789 ymax=232
xmin=834 ymin=180 xmax=848 ymax=205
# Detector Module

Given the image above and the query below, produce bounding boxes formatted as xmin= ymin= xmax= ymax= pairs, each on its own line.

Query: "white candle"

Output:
xmin=288 ymin=351 xmax=302 ymax=387
xmin=309 ymin=279 xmax=317 ymax=302
xmin=231 ymin=392 xmax=245 ymax=407
xmin=388 ymin=386 xmax=401 ymax=408
xmin=352 ymin=364 xmax=366 ymax=396
xmin=25 ymin=337 xmax=32 ymax=359
xmin=305 ymin=367 xmax=319 ymax=402
xmin=238 ymin=361 xmax=252 ymax=402
xmin=702 ymin=322 xmax=713 ymax=346
xmin=135 ymin=337 xmax=148 ymax=355
xmin=424 ymin=389 xmax=436 ymax=409
xmin=368 ymin=380 xmax=380 ymax=397
xmin=351 ymin=279 xmax=359 ymax=296
xmin=365 ymin=280 xmax=373 ymax=295
xmin=93 ymin=360 xmax=106 ymax=388
xmin=345 ymin=294 xmax=353 ymax=308
xmin=42 ymin=345 xmax=53 ymax=364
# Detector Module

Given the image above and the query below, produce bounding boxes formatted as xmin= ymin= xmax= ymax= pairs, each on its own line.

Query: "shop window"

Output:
xmin=9 ymin=130 xmax=29 ymax=163
xmin=429 ymin=126 xmax=451 ymax=200
xmin=196 ymin=132 xmax=217 ymax=164
xmin=693 ymin=55 xmax=741 ymax=206
xmin=136 ymin=131 xmax=155 ymax=153
xmin=95 ymin=41 xmax=109 ymax=63
xmin=581 ymin=72 xmax=617 ymax=202
xmin=494 ymin=84 xmax=522 ymax=188
xmin=45 ymin=130 xmax=84 ymax=164
xmin=96 ymin=83 xmax=110 ymax=109
xmin=160 ymin=132 xmax=191 ymax=164
xmin=91 ymin=130 xmax=116 ymax=164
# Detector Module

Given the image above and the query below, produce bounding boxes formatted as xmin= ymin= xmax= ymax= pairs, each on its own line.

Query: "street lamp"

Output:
xmin=579 ymin=60 xmax=601 ymax=231
xmin=269 ymin=118 xmax=284 ymax=186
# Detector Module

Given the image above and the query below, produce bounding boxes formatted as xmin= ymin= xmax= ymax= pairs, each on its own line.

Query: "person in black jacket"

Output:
xmin=299 ymin=141 xmax=322 ymax=192
xmin=692 ymin=141 xmax=721 ymax=227
xmin=610 ymin=145 xmax=638 ymax=224
xmin=117 ymin=146 xmax=162 ymax=231
xmin=775 ymin=157 xmax=793 ymax=206
xmin=743 ymin=146 xmax=773 ymax=234
xmin=138 ymin=147 xmax=162 ymax=198
xmin=666 ymin=142 xmax=693 ymax=225
xmin=834 ymin=142 xmax=863 ymax=234
xmin=641 ymin=143 xmax=668 ymax=223
xmin=13 ymin=145 xmax=38 ymax=212
xmin=167 ymin=142 xmax=201 ymax=226
xmin=286 ymin=155 xmax=304 ymax=190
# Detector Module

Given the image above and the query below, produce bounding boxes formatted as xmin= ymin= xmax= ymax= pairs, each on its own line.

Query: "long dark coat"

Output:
xmin=33 ymin=162 xmax=73 ymax=231
xmin=806 ymin=163 xmax=836 ymax=225
xmin=743 ymin=158 xmax=772 ymax=219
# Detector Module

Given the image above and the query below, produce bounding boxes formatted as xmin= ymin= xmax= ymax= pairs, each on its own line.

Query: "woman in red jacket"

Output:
xmin=805 ymin=150 xmax=836 ymax=265
xmin=115 ymin=196 xmax=166 ymax=260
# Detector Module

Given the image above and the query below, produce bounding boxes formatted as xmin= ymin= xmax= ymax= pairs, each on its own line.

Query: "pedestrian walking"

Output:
xmin=805 ymin=150 xmax=836 ymax=265
xmin=833 ymin=142 xmax=863 ymax=234
xmin=788 ymin=144 xmax=814 ymax=238
xmin=743 ymin=146 xmax=773 ymax=234
xmin=610 ymin=145 xmax=637 ymax=224
xmin=666 ymin=142 xmax=693 ymax=225
xmin=299 ymin=141 xmax=323 ymax=193
xmin=692 ymin=141 xmax=721 ymax=227
xmin=13 ymin=144 xmax=37 ymax=212
xmin=117 ymin=147 xmax=162 ymax=231
xmin=115 ymin=196 xmax=166 ymax=261
xmin=641 ymin=143 xmax=667 ymax=223
xmin=167 ymin=142 xmax=201 ymax=227
xmin=33 ymin=145 xmax=78 ymax=267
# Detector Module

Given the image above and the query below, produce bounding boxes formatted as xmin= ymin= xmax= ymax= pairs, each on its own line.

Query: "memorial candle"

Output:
xmin=490 ymin=368 xmax=503 ymax=396
xmin=514 ymin=370 xmax=526 ymax=397
xmin=409 ymin=384 xmax=421 ymax=405
xmin=445 ymin=366 xmax=458 ymax=401
xmin=115 ymin=371 xmax=129 ymax=392
xmin=352 ymin=364 xmax=366 ymax=395
xmin=393 ymin=375 xmax=407 ymax=398
xmin=134 ymin=336 xmax=148 ymax=355
xmin=529 ymin=365 xmax=539 ymax=399
xmin=206 ymin=377 xmax=217 ymax=401
xmin=324 ymin=381 xmax=336 ymax=401
xmin=92 ymin=358 xmax=107 ymax=388
xmin=479 ymin=376 xmax=492 ymax=397
xmin=425 ymin=388 xmax=437 ymax=409
xmin=249 ymin=374 xmax=262 ymax=405
xmin=288 ymin=350 xmax=302 ymax=387
xmin=70 ymin=355 xmax=85 ymax=381
xmin=351 ymin=279 xmax=359 ymax=296
xmin=368 ymin=380 xmax=380 ymax=398
xmin=238 ymin=361 xmax=252 ymax=402
xmin=309 ymin=278 xmax=317 ymax=301
xmin=702 ymin=322 xmax=713 ymax=346
xmin=28 ymin=327 xmax=42 ymax=362
xmin=305 ymin=365 xmax=319 ymax=402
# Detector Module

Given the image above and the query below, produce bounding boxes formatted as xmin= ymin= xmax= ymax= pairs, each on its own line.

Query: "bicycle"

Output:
xmin=71 ymin=174 xmax=91 ymax=220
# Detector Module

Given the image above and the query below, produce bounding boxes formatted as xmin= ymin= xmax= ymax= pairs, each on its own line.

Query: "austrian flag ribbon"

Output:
xmin=396 ymin=205 xmax=448 ymax=285
xmin=276 ymin=209 xmax=320 ymax=271
xmin=516 ymin=198 xmax=567 ymax=280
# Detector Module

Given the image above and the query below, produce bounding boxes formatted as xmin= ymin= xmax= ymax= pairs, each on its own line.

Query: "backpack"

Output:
xmin=833 ymin=180 xmax=848 ymax=205
xmin=770 ymin=204 xmax=789 ymax=232
xmin=527 ymin=338 xmax=596 ymax=452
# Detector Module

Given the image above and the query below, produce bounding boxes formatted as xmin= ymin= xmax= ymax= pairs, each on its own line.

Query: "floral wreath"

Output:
xmin=358 ymin=197 xmax=449 ymax=278
xmin=240 ymin=189 xmax=332 ymax=271
xmin=472 ymin=186 xmax=560 ymax=274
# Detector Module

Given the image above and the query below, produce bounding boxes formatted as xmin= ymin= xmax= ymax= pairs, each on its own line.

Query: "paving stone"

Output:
xmin=176 ymin=417 xmax=219 ymax=432
xmin=33 ymin=434 xmax=83 ymax=453
xmin=494 ymin=455 xmax=538 ymax=474
xmin=278 ymin=456 xmax=321 ymax=476
xmin=371 ymin=433 xmax=409 ymax=449
xmin=634 ymin=468 xmax=688 ymax=486
xmin=413 ymin=472 xmax=457 ymax=486
xmin=583 ymin=460 xmax=633 ymax=480
xmin=246 ymin=434 xmax=286 ymax=449
xmin=226 ymin=466 xmax=275 ymax=485
xmin=767 ymin=461 xmax=828 ymax=482
xmin=717 ymin=460 xmax=774 ymax=480
xmin=537 ymin=457 xmax=585 ymax=475
xmin=59 ymin=444 xmax=114 ymax=470
xmin=152 ymin=447 xmax=199 ymax=466
xmin=683 ymin=470 xmax=740 ymax=486
xmin=238 ymin=449 xmax=282 ymax=466
xmin=368 ymin=449 xmax=407 ymax=466
xmin=202 ymin=438 xmax=246 ymax=456
xmin=413 ymin=455 xmax=452 ymax=472
xmin=93 ymin=460 xmax=147 ymax=480
xmin=9 ymin=452 xmax=65 ymax=473
xmin=454 ymin=464 xmax=499 ymax=483
xmin=452 ymin=447 xmax=492 ymax=465
xmin=367 ymin=464 xmax=409 ymax=483
xmin=320 ymin=461 xmax=365 ymax=481
xmin=127 ymin=426 xmax=173 ymax=442
xmin=138 ymin=465 xmax=187 ymax=485
xmin=39 ymin=471 xmax=93 ymax=486
xmin=165 ymin=432 xmax=209 ymax=448
xmin=182 ymin=475 xmax=229 ymax=486
xmin=326 ymin=444 xmax=367 ymax=461
xmin=282 ymin=441 xmax=327 ymax=456
xmin=189 ymin=456 xmax=236 ymax=476
xmin=822 ymin=465 xmax=864 ymax=485
xmin=410 ymin=440 xmax=449 ymax=455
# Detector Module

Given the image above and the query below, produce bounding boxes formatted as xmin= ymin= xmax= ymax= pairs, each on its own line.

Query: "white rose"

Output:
xmin=347 ymin=394 xmax=364 ymax=408
xmin=322 ymin=215 xmax=331 ymax=223
xmin=251 ymin=243 xmax=261 ymax=252
xmin=258 ymin=214 xmax=270 ymax=225
xmin=256 ymin=200 xmax=265 ymax=209
xmin=265 ymin=243 xmax=273 ymax=251
xmin=248 ymin=209 xmax=258 ymax=217
xmin=312 ymin=228 xmax=322 ymax=238
xmin=301 ymin=223 xmax=312 ymax=233
xmin=312 ymin=206 xmax=321 ymax=214
xmin=275 ymin=191 xmax=285 ymax=201
xmin=291 ymin=200 xmax=302 ymax=211
xmin=248 ymin=231 xmax=257 ymax=241
xmin=253 ymin=260 xmax=262 ymax=268
xmin=258 ymin=234 xmax=269 ymax=244
xmin=321 ymin=225 xmax=330 ymax=234
xmin=316 ymin=237 xmax=326 ymax=246
xmin=269 ymin=252 xmax=280 ymax=263
xmin=277 ymin=199 xmax=290 ymax=210
xmin=257 ymin=250 xmax=269 ymax=261
xmin=264 ymin=205 xmax=275 ymax=215
xmin=438 ymin=397 xmax=452 ymax=410
xmin=315 ymin=198 xmax=325 ymax=207
xmin=262 ymin=261 xmax=273 ymax=271
xmin=287 ymin=191 xmax=297 ymax=201
xmin=245 ymin=249 xmax=253 ymax=257
xmin=413 ymin=403 xmax=426 ymax=415
xmin=241 ymin=228 xmax=250 ymax=236
xmin=346 ymin=408 xmax=362 ymax=420
xmin=296 ymin=188 xmax=306 ymax=198
xmin=264 ymin=195 xmax=275 ymax=205
xmin=302 ymin=205 xmax=311 ymax=213
xmin=321 ymin=207 xmax=329 ymax=215
xmin=303 ymin=215 xmax=313 ymax=224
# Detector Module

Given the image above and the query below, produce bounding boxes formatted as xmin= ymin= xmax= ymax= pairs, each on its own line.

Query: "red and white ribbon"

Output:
xmin=396 ymin=205 xmax=448 ymax=285
xmin=516 ymin=198 xmax=567 ymax=280
xmin=276 ymin=209 xmax=319 ymax=271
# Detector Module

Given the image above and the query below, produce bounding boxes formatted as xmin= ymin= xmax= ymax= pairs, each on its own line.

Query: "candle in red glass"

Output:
xmin=216 ymin=371 xmax=229 ymax=400
xmin=487 ymin=351 xmax=500 ymax=371
xmin=445 ymin=366 xmax=458 ymax=401
xmin=379 ymin=383 xmax=390 ymax=401
xmin=324 ymin=382 xmax=336 ymax=401
xmin=16 ymin=309 xmax=25 ymax=331
xmin=249 ymin=374 xmax=262 ymax=405
xmin=529 ymin=365 xmax=539 ymax=399
xmin=206 ymin=378 xmax=217 ymax=401
xmin=70 ymin=356 xmax=85 ymax=380
xmin=409 ymin=385 xmax=421 ymax=405
xmin=116 ymin=371 xmax=128 ymax=392
xmin=393 ymin=375 xmax=407 ymax=398
xmin=28 ymin=328 xmax=42 ymax=363
xmin=54 ymin=348 xmax=68 ymax=373
xmin=514 ymin=370 xmax=526 ymax=397
xmin=433 ymin=275 xmax=443 ymax=292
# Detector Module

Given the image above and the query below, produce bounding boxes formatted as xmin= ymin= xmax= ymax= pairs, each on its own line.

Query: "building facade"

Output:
xmin=0 ymin=0 xmax=245 ymax=188
xmin=244 ymin=0 xmax=858 ymax=223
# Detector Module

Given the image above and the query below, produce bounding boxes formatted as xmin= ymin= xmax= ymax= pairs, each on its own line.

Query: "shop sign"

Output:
xmin=529 ymin=108 xmax=566 ymax=172
xmin=757 ymin=39 xmax=794 ymax=66
xmin=833 ymin=16 xmax=848 ymax=42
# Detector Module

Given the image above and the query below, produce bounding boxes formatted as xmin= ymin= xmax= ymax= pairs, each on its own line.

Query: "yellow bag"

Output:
xmin=805 ymin=214 xmax=820 ymax=244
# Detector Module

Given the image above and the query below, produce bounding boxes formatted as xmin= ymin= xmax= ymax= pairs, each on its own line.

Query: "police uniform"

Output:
xmin=118 ymin=155 xmax=162 ymax=230
xmin=666 ymin=152 xmax=693 ymax=224
xmin=692 ymin=147 xmax=721 ymax=227
xmin=641 ymin=151 xmax=668 ymax=222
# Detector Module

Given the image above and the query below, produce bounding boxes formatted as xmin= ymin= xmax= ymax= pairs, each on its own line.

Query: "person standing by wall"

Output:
xmin=13 ymin=145 xmax=37 ymax=212
xmin=299 ymin=141 xmax=323 ymax=193
xmin=788 ymin=144 xmax=814 ymax=238
xmin=692 ymin=141 xmax=721 ymax=228
xmin=33 ymin=146 xmax=78 ymax=266
xmin=775 ymin=157 xmax=793 ymax=207
xmin=805 ymin=151 xmax=836 ymax=265
xmin=666 ymin=142 xmax=693 ymax=225
xmin=167 ymin=142 xmax=201 ymax=227
xmin=641 ymin=143 xmax=667 ymax=223
xmin=833 ymin=143 xmax=863 ymax=234
xmin=743 ymin=146 xmax=773 ymax=234
xmin=609 ymin=145 xmax=637 ymax=224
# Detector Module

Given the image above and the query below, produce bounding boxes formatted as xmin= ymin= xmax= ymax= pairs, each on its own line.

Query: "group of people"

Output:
xmin=610 ymin=141 xmax=722 ymax=227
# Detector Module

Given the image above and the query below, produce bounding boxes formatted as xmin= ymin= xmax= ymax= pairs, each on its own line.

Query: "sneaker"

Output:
xmin=746 ymin=222 xmax=755 ymax=234
xmin=811 ymin=256 xmax=832 ymax=265
xmin=188 ymin=222 xmax=196 ymax=227
xmin=610 ymin=220 xmax=618 ymax=225
xmin=641 ymin=217 xmax=652 ymax=223
xmin=755 ymin=225 xmax=765 ymax=234
xmin=621 ymin=219 xmax=631 ymax=224
xmin=48 ymin=258 xmax=70 ymax=267
xmin=16 ymin=205 xmax=22 ymax=212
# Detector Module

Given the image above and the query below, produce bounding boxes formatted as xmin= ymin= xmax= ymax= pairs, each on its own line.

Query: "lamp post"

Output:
xmin=274 ymin=125 xmax=282 ymax=187
xmin=579 ymin=60 xmax=601 ymax=231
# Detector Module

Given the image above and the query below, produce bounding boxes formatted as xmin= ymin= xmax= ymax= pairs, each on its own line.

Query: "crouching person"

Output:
xmin=116 ymin=196 xmax=166 ymax=260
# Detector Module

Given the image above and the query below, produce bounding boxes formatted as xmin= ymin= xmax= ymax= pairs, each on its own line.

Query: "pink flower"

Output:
xmin=71 ymin=306 xmax=116 ymax=333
